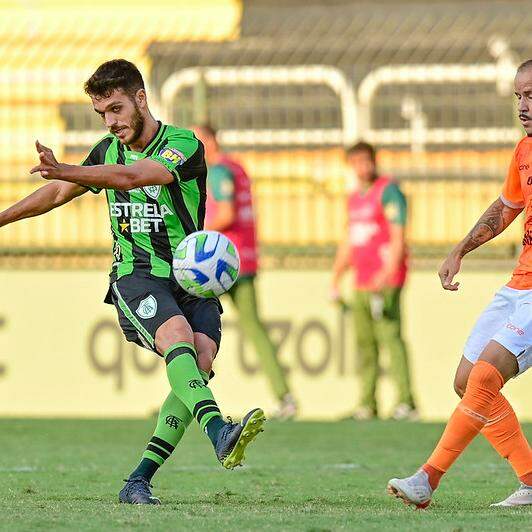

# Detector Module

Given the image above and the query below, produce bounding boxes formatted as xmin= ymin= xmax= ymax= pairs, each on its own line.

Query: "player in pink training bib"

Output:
xmin=194 ymin=124 xmax=296 ymax=419
xmin=332 ymin=141 xmax=416 ymax=420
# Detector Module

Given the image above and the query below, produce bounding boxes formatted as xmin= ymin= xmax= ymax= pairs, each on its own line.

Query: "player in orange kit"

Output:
xmin=387 ymin=60 xmax=532 ymax=508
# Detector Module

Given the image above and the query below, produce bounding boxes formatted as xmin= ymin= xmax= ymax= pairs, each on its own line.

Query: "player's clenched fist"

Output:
xmin=438 ymin=251 xmax=462 ymax=291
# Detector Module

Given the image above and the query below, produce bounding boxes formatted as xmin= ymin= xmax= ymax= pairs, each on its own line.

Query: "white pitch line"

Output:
xmin=164 ymin=463 xmax=362 ymax=473
xmin=0 ymin=463 xmax=363 ymax=474
xmin=0 ymin=466 xmax=37 ymax=472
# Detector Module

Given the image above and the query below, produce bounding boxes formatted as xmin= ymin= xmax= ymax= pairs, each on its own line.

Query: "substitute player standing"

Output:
xmin=193 ymin=124 xmax=296 ymax=419
xmin=0 ymin=59 xmax=265 ymax=505
xmin=331 ymin=142 xmax=417 ymax=420
xmin=388 ymin=60 xmax=532 ymax=509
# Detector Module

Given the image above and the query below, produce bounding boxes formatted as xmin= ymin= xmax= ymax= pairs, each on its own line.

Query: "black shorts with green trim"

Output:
xmin=105 ymin=271 xmax=223 ymax=355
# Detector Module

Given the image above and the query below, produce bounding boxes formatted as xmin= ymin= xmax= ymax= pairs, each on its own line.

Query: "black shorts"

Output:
xmin=105 ymin=272 xmax=223 ymax=355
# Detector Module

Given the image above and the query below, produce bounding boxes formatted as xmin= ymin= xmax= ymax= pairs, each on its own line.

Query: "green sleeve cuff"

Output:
xmin=209 ymin=165 xmax=235 ymax=201
xmin=382 ymin=182 xmax=407 ymax=225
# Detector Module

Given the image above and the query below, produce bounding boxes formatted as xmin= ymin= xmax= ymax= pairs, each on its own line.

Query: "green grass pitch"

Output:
xmin=1 ymin=419 xmax=530 ymax=530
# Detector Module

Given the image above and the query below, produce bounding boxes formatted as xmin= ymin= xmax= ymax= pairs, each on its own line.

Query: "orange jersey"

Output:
xmin=501 ymin=136 xmax=532 ymax=289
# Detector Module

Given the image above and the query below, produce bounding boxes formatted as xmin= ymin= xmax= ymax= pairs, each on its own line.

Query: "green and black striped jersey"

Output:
xmin=81 ymin=122 xmax=206 ymax=282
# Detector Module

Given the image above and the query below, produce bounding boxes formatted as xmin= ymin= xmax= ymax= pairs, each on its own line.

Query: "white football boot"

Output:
xmin=349 ymin=406 xmax=377 ymax=421
xmin=391 ymin=403 xmax=420 ymax=421
xmin=490 ymin=484 xmax=532 ymax=507
xmin=387 ymin=469 xmax=433 ymax=509
xmin=271 ymin=393 xmax=298 ymax=421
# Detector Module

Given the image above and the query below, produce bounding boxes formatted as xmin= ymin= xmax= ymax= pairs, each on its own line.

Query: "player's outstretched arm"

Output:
xmin=438 ymin=197 xmax=522 ymax=291
xmin=30 ymin=141 xmax=173 ymax=190
xmin=0 ymin=181 xmax=87 ymax=228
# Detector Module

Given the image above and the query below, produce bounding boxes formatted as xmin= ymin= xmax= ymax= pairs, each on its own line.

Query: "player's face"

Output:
xmin=515 ymin=68 xmax=532 ymax=136
xmin=91 ymin=89 xmax=145 ymax=146
xmin=347 ymin=151 xmax=376 ymax=183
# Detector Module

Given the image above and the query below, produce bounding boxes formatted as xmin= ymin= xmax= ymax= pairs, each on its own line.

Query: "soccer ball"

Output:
xmin=172 ymin=230 xmax=240 ymax=297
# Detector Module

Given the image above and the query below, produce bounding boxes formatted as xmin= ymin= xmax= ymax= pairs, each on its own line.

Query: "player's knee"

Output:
xmin=194 ymin=333 xmax=217 ymax=374
xmin=197 ymin=351 xmax=214 ymax=374
xmin=453 ymin=374 xmax=467 ymax=398
xmin=155 ymin=315 xmax=194 ymax=355
xmin=453 ymin=381 xmax=465 ymax=398
xmin=478 ymin=341 xmax=519 ymax=381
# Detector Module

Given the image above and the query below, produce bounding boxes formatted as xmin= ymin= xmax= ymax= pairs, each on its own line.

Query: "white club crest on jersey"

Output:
xmin=143 ymin=185 xmax=161 ymax=200
xmin=136 ymin=295 xmax=158 ymax=319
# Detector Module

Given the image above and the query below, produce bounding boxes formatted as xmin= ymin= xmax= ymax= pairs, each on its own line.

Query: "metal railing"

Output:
xmin=0 ymin=174 xmax=522 ymax=264
xmin=0 ymin=3 xmax=527 ymax=266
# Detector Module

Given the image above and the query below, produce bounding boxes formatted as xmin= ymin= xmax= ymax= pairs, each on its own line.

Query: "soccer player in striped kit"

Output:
xmin=0 ymin=60 xmax=265 ymax=505
xmin=331 ymin=142 xmax=417 ymax=420
xmin=193 ymin=125 xmax=296 ymax=419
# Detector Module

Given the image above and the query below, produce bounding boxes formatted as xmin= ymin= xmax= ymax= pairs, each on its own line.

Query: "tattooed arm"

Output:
xmin=438 ymin=197 xmax=522 ymax=291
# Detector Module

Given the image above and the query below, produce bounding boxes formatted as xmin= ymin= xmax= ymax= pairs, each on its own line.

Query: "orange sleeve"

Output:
xmin=501 ymin=149 xmax=525 ymax=208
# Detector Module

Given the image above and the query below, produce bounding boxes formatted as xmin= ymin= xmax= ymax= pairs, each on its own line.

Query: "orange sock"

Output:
xmin=481 ymin=392 xmax=532 ymax=485
xmin=422 ymin=361 xmax=504 ymax=489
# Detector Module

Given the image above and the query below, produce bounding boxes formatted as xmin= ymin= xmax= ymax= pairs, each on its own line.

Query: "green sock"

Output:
xmin=130 ymin=391 xmax=193 ymax=481
xmin=197 ymin=369 xmax=225 ymax=445
xmin=164 ymin=342 xmax=223 ymax=432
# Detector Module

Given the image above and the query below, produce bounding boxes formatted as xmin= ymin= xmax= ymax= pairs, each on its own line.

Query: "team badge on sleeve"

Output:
xmin=158 ymin=147 xmax=185 ymax=166
xmin=384 ymin=203 xmax=399 ymax=222
xmin=221 ymin=180 xmax=235 ymax=196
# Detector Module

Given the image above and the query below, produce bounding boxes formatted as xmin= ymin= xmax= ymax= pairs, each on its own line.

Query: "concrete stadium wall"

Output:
xmin=0 ymin=268 xmax=529 ymax=420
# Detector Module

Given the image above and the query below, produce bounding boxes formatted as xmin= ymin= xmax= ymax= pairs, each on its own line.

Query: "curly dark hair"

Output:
xmin=345 ymin=141 xmax=376 ymax=162
xmin=84 ymin=59 xmax=145 ymax=99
